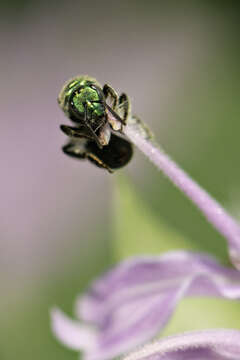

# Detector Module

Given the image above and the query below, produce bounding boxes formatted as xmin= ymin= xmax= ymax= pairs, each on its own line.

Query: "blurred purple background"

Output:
xmin=1 ymin=1 xmax=240 ymax=359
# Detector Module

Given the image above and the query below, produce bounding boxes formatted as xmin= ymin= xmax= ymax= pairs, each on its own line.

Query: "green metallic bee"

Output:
xmin=58 ymin=75 xmax=133 ymax=172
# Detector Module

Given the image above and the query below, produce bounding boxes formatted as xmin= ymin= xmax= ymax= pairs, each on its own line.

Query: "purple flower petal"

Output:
xmin=51 ymin=251 xmax=240 ymax=360
xmin=123 ymin=329 xmax=240 ymax=360
xmin=77 ymin=252 xmax=240 ymax=324
xmin=51 ymin=308 xmax=97 ymax=351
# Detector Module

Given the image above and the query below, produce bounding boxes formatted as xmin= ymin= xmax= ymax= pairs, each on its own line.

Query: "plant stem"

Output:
xmin=124 ymin=121 xmax=240 ymax=269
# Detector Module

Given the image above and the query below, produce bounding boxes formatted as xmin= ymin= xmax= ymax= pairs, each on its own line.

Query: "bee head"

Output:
xmin=58 ymin=76 xmax=105 ymax=123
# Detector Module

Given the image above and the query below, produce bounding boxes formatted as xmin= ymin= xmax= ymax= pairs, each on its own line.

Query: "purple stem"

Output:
xmin=123 ymin=329 xmax=240 ymax=360
xmin=124 ymin=122 xmax=240 ymax=269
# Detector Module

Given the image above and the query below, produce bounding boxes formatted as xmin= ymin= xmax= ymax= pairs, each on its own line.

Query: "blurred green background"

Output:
xmin=1 ymin=1 xmax=240 ymax=359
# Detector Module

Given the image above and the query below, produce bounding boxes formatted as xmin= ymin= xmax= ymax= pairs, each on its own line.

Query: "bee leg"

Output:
xmin=103 ymin=84 xmax=127 ymax=130
xmin=86 ymin=152 xmax=114 ymax=173
xmin=118 ymin=93 xmax=131 ymax=125
xmin=83 ymin=103 xmax=103 ymax=149
xmin=103 ymin=84 xmax=118 ymax=109
xmin=130 ymin=115 xmax=153 ymax=140
xmin=60 ymin=124 xmax=94 ymax=140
